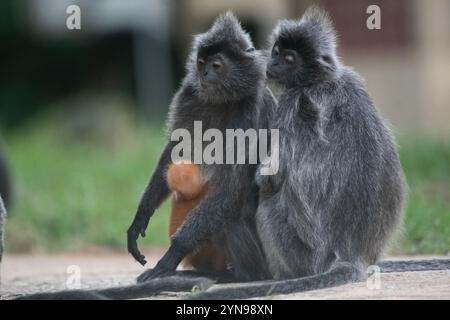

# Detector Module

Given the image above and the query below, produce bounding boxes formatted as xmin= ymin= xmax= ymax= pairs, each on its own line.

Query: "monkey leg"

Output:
xmin=256 ymin=193 xmax=317 ymax=279
xmin=167 ymin=162 xmax=227 ymax=273
xmin=223 ymin=186 xmax=271 ymax=282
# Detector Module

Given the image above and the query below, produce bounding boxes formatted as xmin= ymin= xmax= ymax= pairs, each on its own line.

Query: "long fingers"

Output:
xmin=127 ymin=227 xmax=147 ymax=266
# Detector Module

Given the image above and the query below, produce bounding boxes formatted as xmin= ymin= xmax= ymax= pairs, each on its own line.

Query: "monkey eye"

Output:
xmin=212 ymin=61 xmax=222 ymax=69
xmin=272 ymin=45 xmax=280 ymax=57
xmin=284 ymin=54 xmax=295 ymax=64
xmin=197 ymin=57 xmax=205 ymax=65
xmin=245 ymin=47 xmax=255 ymax=53
xmin=321 ymin=55 xmax=332 ymax=64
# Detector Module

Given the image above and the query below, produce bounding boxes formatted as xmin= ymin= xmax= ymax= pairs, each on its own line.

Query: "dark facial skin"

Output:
xmin=192 ymin=42 xmax=259 ymax=102
xmin=266 ymin=34 xmax=337 ymax=89
xmin=196 ymin=46 xmax=256 ymax=87
xmin=266 ymin=42 xmax=301 ymax=86
xmin=197 ymin=53 xmax=228 ymax=85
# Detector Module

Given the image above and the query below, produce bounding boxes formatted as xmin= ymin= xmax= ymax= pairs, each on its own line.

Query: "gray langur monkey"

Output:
xmin=15 ymin=275 xmax=215 ymax=300
xmin=15 ymin=12 xmax=277 ymax=300
xmin=0 ymin=143 xmax=13 ymax=210
xmin=15 ymin=12 xmax=277 ymax=301
xmin=12 ymin=9 xmax=450 ymax=301
xmin=192 ymin=7 xmax=408 ymax=299
xmin=128 ymin=11 xmax=275 ymax=283
xmin=0 ymin=195 xmax=5 ymax=287
xmin=0 ymin=196 xmax=5 ymax=267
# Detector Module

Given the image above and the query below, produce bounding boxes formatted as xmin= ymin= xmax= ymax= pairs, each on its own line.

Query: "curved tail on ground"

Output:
xmin=16 ymin=275 xmax=214 ymax=300
xmin=189 ymin=259 xmax=450 ymax=300
xmin=378 ymin=258 xmax=450 ymax=273
xmin=190 ymin=261 xmax=364 ymax=300
xmin=14 ymin=259 xmax=450 ymax=300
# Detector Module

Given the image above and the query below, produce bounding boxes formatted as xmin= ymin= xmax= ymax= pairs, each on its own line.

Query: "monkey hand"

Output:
xmin=127 ymin=211 xmax=152 ymax=266
xmin=136 ymin=266 xmax=176 ymax=283
xmin=136 ymin=245 xmax=184 ymax=283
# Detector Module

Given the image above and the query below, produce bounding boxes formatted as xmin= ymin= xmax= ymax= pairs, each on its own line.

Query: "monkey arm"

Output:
xmin=127 ymin=141 xmax=175 ymax=265
xmin=137 ymin=165 xmax=255 ymax=282
xmin=16 ymin=275 xmax=215 ymax=300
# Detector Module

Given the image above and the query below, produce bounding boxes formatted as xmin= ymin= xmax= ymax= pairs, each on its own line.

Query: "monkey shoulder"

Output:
xmin=166 ymin=84 xmax=207 ymax=132
xmin=338 ymin=68 xmax=375 ymax=112
xmin=315 ymin=68 xmax=380 ymax=130
xmin=171 ymin=84 xmax=202 ymax=114
xmin=255 ymin=87 xmax=277 ymax=130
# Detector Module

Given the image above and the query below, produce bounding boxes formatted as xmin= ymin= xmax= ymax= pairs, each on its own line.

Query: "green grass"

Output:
xmin=394 ymin=136 xmax=450 ymax=254
xmin=3 ymin=116 xmax=450 ymax=255
xmin=5 ymin=115 xmax=171 ymax=252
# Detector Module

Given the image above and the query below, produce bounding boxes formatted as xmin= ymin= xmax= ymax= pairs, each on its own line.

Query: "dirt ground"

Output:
xmin=1 ymin=249 xmax=449 ymax=300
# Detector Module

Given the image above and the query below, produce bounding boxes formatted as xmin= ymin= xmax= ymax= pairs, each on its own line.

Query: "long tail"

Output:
xmin=16 ymin=275 xmax=214 ymax=300
xmin=14 ymin=259 xmax=450 ymax=300
xmin=189 ymin=259 xmax=450 ymax=300
xmin=190 ymin=261 xmax=363 ymax=300
xmin=378 ymin=258 xmax=450 ymax=273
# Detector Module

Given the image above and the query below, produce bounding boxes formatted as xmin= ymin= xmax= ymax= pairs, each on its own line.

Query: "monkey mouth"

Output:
xmin=199 ymin=77 xmax=211 ymax=86
xmin=266 ymin=69 xmax=276 ymax=79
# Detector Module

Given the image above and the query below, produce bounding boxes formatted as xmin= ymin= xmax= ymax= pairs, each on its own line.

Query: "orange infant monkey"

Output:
xmin=166 ymin=161 xmax=227 ymax=272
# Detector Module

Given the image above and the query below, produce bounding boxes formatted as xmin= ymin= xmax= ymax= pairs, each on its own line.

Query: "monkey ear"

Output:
xmin=242 ymin=47 xmax=256 ymax=57
xmin=316 ymin=54 xmax=336 ymax=72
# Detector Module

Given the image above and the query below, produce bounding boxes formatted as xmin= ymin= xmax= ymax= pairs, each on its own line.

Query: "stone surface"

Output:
xmin=1 ymin=252 xmax=449 ymax=300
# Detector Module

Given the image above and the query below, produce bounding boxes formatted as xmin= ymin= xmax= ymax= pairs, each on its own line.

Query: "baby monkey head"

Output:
xmin=189 ymin=12 xmax=264 ymax=102
xmin=267 ymin=7 xmax=341 ymax=88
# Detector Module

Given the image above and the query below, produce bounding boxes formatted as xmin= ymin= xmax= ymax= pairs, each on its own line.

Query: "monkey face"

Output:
xmin=267 ymin=36 xmax=336 ymax=88
xmin=188 ymin=12 xmax=265 ymax=102
xmin=194 ymin=42 xmax=263 ymax=102
xmin=267 ymin=9 xmax=339 ymax=88
xmin=267 ymin=42 xmax=303 ymax=87
xmin=197 ymin=53 xmax=229 ymax=86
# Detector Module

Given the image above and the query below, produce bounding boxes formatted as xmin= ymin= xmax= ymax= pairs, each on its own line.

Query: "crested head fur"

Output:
xmin=269 ymin=7 xmax=337 ymax=58
xmin=184 ymin=11 xmax=265 ymax=102
xmin=194 ymin=11 xmax=254 ymax=54
xmin=267 ymin=6 xmax=342 ymax=87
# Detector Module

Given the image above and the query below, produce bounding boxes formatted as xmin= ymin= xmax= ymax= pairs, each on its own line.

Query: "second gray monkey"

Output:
xmin=193 ymin=7 xmax=407 ymax=299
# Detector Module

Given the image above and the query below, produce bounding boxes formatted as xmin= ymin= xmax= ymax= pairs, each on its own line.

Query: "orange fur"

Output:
xmin=167 ymin=162 xmax=227 ymax=272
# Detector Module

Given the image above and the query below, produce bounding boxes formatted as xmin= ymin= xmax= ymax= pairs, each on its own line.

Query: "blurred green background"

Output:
xmin=1 ymin=0 xmax=449 ymax=255
xmin=4 ymin=116 xmax=450 ymax=254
